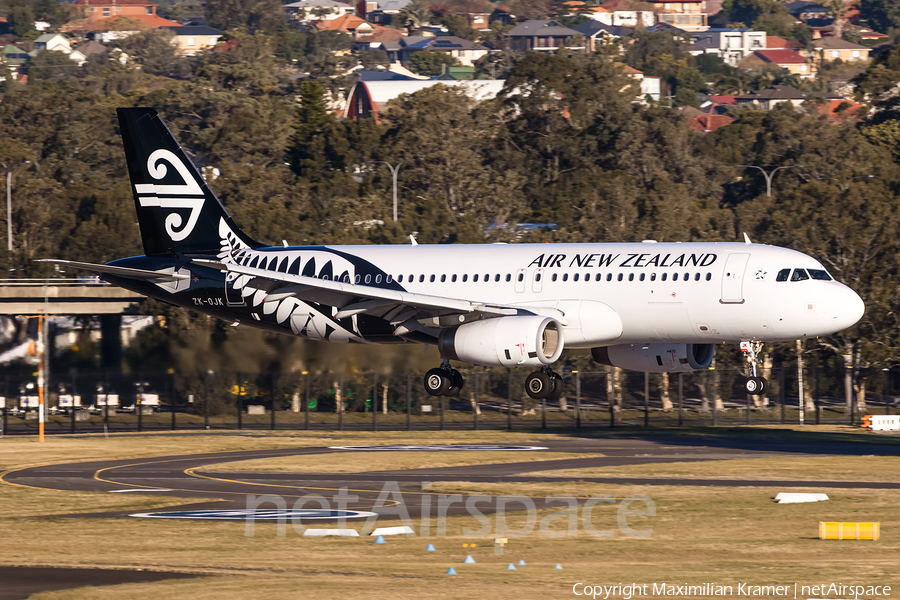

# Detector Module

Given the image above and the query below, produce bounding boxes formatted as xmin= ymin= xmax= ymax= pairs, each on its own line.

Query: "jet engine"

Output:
xmin=591 ymin=343 xmax=715 ymax=373
xmin=439 ymin=316 xmax=564 ymax=368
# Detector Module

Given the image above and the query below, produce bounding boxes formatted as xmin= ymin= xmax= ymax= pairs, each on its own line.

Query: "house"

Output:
xmin=63 ymin=0 xmax=182 ymax=31
xmin=354 ymin=27 xmax=405 ymax=55
xmin=647 ymin=0 xmax=708 ymax=32
xmin=573 ymin=20 xmax=633 ymax=51
xmin=161 ymin=25 xmax=222 ymax=55
xmin=691 ymin=28 xmax=766 ymax=66
xmin=688 ymin=112 xmax=734 ymax=132
xmin=0 ymin=44 xmax=29 ymax=76
xmin=785 ymin=0 xmax=829 ymax=22
xmin=615 ymin=63 xmax=661 ymax=101
xmin=809 ymin=37 xmax=870 ymax=63
xmin=595 ymin=0 xmax=655 ymax=27
xmin=68 ymin=40 xmax=106 ymax=65
xmin=734 ymin=85 xmax=840 ymax=109
xmin=314 ymin=14 xmax=378 ymax=38
xmin=506 ymin=20 xmax=585 ymax=52
xmin=398 ymin=36 xmax=488 ymax=67
xmin=361 ymin=0 xmax=411 ymax=25
xmin=33 ymin=34 xmax=72 ymax=53
xmin=284 ymin=0 xmax=355 ymax=23
xmin=738 ymin=49 xmax=814 ymax=78
xmin=341 ymin=79 xmax=505 ymax=120
xmin=817 ymin=98 xmax=861 ymax=123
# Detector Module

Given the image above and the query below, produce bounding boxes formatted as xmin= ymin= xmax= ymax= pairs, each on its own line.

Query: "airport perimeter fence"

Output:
xmin=1 ymin=366 xmax=897 ymax=436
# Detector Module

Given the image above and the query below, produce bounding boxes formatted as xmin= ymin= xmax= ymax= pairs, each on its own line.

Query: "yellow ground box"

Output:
xmin=819 ymin=522 xmax=880 ymax=540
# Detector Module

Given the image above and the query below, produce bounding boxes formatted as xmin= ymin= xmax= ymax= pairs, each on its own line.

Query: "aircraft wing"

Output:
xmin=191 ymin=258 xmax=555 ymax=333
xmin=36 ymin=259 xmax=190 ymax=281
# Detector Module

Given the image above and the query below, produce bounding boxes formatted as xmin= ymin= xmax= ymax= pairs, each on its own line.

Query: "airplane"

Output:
xmin=41 ymin=108 xmax=865 ymax=400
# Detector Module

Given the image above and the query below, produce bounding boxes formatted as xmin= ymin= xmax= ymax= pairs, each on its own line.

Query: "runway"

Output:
xmin=4 ymin=434 xmax=899 ymax=521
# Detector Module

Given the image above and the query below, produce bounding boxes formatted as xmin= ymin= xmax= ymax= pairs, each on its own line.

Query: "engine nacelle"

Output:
xmin=591 ymin=343 xmax=715 ymax=373
xmin=439 ymin=316 xmax=564 ymax=368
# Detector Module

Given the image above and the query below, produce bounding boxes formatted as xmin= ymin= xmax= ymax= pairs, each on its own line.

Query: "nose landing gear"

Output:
xmin=741 ymin=341 xmax=767 ymax=395
xmin=424 ymin=360 xmax=464 ymax=397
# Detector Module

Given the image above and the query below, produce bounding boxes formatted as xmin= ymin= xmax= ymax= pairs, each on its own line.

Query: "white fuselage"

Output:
xmin=236 ymin=241 xmax=864 ymax=347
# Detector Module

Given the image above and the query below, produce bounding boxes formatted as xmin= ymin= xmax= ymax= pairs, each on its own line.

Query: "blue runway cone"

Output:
xmin=518 ymin=560 xmax=526 ymax=566
xmin=446 ymin=567 xmax=457 ymax=575
xmin=426 ymin=544 xmax=436 ymax=551
xmin=554 ymin=564 xmax=563 ymax=570
xmin=374 ymin=535 xmax=386 ymax=544
xmin=464 ymin=555 xmax=476 ymax=564
xmin=506 ymin=563 xmax=517 ymax=570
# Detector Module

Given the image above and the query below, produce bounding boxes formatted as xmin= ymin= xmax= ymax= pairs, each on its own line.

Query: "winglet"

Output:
xmin=743 ymin=232 xmax=752 ymax=245
xmin=410 ymin=235 xmax=418 ymax=246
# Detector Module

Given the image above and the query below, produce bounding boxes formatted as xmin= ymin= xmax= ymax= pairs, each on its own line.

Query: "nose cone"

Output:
xmin=833 ymin=285 xmax=865 ymax=331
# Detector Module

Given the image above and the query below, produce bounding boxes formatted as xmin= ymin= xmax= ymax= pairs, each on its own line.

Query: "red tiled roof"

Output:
xmin=766 ymin=36 xmax=799 ymax=48
xmin=599 ymin=0 xmax=634 ymax=11
xmin=315 ymin=14 xmax=370 ymax=31
xmin=689 ymin=114 xmax=734 ymax=133
xmin=709 ymin=95 xmax=736 ymax=105
xmin=0 ymin=17 xmax=7 ymax=23
xmin=752 ymin=49 xmax=806 ymax=64
xmin=818 ymin=99 xmax=861 ymax=123
xmin=65 ymin=13 xmax=182 ymax=30
xmin=72 ymin=0 xmax=156 ymax=5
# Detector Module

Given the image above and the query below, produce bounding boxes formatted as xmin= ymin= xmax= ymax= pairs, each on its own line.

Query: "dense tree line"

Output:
xmin=1 ymin=24 xmax=899 ymax=401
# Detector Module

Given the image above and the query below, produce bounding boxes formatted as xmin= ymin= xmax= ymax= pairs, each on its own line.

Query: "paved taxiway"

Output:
xmin=5 ymin=434 xmax=899 ymax=520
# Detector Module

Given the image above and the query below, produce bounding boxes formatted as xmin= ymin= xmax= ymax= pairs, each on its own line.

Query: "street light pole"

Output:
xmin=1 ymin=162 xmax=11 ymax=253
xmin=735 ymin=164 xmax=801 ymax=197
xmin=1 ymin=160 xmax=31 ymax=254
xmin=367 ymin=160 xmax=403 ymax=222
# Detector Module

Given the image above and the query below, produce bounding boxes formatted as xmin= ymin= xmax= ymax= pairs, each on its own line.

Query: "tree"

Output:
xmin=439 ymin=13 xmax=476 ymax=39
xmin=396 ymin=1 xmax=432 ymax=32
xmin=116 ymin=29 xmax=186 ymax=77
xmin=206 ymin=0 xmax=284 ymax=33
xmin=859 ymin=0 xmax=900 ymax=35
xmin=7 ymin=4 xmax=35 ymax=38
xmin=726 ymin=0 xmax=795 ymax=37
xmin=27 ymin=50 xmax=79 ymax=81
xmin=408 ymin=49 xmax=460 ymax=76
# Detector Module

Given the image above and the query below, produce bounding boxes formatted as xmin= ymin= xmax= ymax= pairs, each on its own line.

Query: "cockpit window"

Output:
xmin=776 ymin=269 xmax=790 ymax=282
xmin=808 ymin=269 xmax=833 ymax=281
xmin=791 ymin=268 xmax=810 ymax=282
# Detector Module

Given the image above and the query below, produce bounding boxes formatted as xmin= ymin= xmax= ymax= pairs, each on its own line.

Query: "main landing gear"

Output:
xmin=423 ymin=361 xmax=567 ymax=400
xmin=525 ymin=366 xmax=565 ymax=401
xmin=424 ymin=360 xmax=464 ymax=397
xmin=741 ymin=341 xmax=767 ymax=395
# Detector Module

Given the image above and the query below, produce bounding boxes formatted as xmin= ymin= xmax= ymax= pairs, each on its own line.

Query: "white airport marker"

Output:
xmin=109 ymin=488 xmax=173 ymax=493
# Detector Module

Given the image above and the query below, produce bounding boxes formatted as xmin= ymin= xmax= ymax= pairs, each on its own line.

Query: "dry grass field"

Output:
xmin=0 ymin=430 xmax=897 ymax=599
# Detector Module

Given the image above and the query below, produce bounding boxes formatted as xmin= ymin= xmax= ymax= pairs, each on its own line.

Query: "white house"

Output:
xmin=284 ymin=0 xmax=355 ymax=23
xmin=590 ymin=5 xmax=655 ymax=27
xmin=33 ymin=33 xmax=72 ymax=53
xmin=691 ymin=28 xmax=766 ymax=66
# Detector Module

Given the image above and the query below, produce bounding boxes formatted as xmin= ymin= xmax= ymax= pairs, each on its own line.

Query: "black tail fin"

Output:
xmin=117 ymin=107 xmax=264 ymax=256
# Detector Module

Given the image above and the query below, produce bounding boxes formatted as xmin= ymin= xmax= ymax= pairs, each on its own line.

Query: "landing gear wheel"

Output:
xmin=446 ymin=370 xmax=464 ymax=397
xmin=424 ymin=368 xmax=450 ymax=397
xmin=744 ymin=376 xmax=767 ymax=395
xmin=526 ymin=371 xmax=553 ymax=400
xmin=547 ymin=373 xmax=565 ymax=401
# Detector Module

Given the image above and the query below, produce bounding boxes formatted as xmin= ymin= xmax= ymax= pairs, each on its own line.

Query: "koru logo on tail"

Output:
xmin=135 ymin=149 xmax=205 ymax=242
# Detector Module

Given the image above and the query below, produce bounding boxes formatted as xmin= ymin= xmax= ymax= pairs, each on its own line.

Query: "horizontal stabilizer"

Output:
xmin=36 ymin=259 xmax=189 ymax=281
